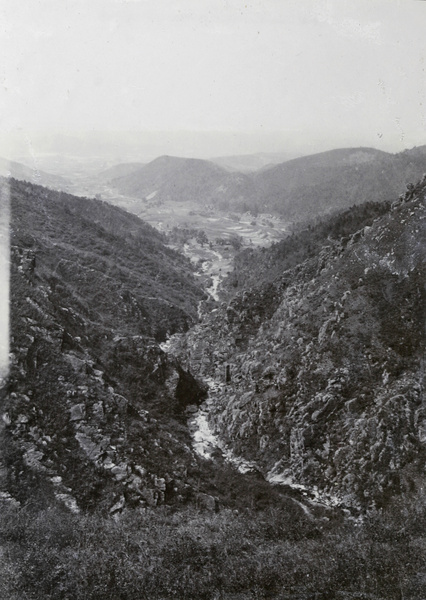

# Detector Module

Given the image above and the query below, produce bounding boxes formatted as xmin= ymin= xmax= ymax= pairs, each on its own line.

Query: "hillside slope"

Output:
xmin=252 ymin=146 xmax=426 ymax=219
xmin=210 ymin=151 xmax=297 ymax=173
xmin=0 ymin=157 xmax=70 ymax=191
xmin=97 ymin=162 xmax=145 ymax=183
xmin=110 ymin=147 xmax=426 ymax=225
xmin=2 ymin=178 xmax=207 ymax=512
xmin=111 ymin=155 xmax=253 ymax=208
xmin=225 ymin=200 xmax=393 ymax=293
xmin=176 ymin=178 xmax=426 ymax=509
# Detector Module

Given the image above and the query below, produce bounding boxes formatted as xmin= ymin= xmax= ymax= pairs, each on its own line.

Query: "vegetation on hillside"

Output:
xmin=226 ymin=200 xmax=392 ymax=293
xmin=178 ymin=178 xmax=426 ymax=509
xmin=1 ymin=488 xmax=426 ymax=599
xmin=1 ymin=173 xmax=425 ymax=599
xmin=2 ymin=178 xmax=208 ymax=513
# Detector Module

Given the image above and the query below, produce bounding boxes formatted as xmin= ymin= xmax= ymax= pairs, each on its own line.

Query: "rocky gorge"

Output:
xmin=172 ymin=178 xmax=426 ymax=511
xmin=1 ymin=172 xmax=426 ymax=599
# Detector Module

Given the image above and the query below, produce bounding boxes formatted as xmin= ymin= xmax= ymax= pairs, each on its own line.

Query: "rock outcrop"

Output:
xmin=176 ymin=179 xmax=426 ymax=509
xmin=2 ymin=178 xmax=207 ymax=513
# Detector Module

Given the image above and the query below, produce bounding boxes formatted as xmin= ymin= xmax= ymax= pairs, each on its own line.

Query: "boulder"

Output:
xmin=69 ymin=403 xmax=85 ymax=422
xmin=196 ymin=492 xmax=219 ymax=512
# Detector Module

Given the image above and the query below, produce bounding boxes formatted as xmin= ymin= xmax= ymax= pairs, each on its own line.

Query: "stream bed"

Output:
xmin=186 ymin=379 xmax=349 ymax=516
xmin=159 ymin=251 xmax=351 ymax=516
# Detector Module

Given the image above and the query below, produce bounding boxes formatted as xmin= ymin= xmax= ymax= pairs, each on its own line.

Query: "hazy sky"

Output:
xmin=0 ymin=0 xmax=425 ymax=158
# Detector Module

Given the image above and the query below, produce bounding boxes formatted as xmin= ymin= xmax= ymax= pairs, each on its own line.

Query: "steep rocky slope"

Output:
xmin=2 ymin=178 xmax=208 ymax=512
xmin=176 ymin=178 xmax=426 ymax=509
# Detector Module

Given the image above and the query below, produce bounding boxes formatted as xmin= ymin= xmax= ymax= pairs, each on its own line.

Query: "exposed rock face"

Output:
xmin=2 ymin=178 xmax=207 ymax=513
xmin=177 ymin=181 xmax=426 ymax=509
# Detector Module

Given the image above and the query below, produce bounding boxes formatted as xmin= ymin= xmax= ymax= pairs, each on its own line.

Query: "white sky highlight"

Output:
xmin=0 ymin=0 xmax=425 ymax=156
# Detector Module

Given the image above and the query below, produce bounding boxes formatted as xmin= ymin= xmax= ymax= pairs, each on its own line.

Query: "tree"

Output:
xmin=229 ymin=235 xmax=243 ymax=251
xmin=196 ymin=230 xmax=208 ymax=247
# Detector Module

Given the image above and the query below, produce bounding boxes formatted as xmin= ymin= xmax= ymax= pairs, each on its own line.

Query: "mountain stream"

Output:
xmin=161 ymin=250 xmax=352 ymax=517
xmin=186 ymin=378 xmax=346 ymax=516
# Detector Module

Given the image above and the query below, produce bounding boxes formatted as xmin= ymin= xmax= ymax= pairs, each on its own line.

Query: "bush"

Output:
xmin=1 ymin=493 xmax=424 ymax=599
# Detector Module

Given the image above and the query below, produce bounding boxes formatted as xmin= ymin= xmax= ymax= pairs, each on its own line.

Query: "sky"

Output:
xmin=0 ymin=0 xmax=425 ymax=374
xmin=0 ymin=0 xmax=425 ymax=160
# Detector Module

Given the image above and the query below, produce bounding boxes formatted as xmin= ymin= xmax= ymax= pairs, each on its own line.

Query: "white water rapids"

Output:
xmin=159 ymin=249 xmax=349 ymax=515
xmin=186 ymin=379 xmax=346 ymax=514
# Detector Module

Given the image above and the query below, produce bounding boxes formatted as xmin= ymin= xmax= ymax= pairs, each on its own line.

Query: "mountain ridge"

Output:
xmin=110 ymin=145 xmax=426 ymax=222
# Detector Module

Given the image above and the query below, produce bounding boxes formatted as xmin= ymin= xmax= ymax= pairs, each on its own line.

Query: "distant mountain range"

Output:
xmin=110 ymin=146 xmax=426 ymax=221
xmin=4 ymin=145 xmax=425 ymax=226
xmin=253 ymin=146 xmax=426 ymax=219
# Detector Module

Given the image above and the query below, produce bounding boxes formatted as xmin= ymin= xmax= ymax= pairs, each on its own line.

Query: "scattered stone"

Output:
xmin=69 ymin=403 xmax=85 ymax=421
xmin=0 ymin=408 xmax=10 ymax=425
xmin=109 ymin=496 xmax=125 ymax=514
xmin=111 ymin=464 xmax=128 ymax=481
xmin=16 ymin=414 xmax=29 ymax=424
xmin=134 ymin=465 xmax=146 ymax=478
xmin=55 ymin=493 xmax=80 ymax=514
xmin=92 ymin=401 xmax=104 ymax=420
xmin=23 ymin=446 xmax=45 ymax=470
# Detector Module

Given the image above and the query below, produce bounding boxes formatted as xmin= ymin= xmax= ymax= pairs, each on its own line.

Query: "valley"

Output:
xmin=47 ymin=166 xmax=292 ymax=301
xmin=0 ymin=148 xmax=425 ymax=599
xmin=3 ymin=0 xmax=426 ymax=594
